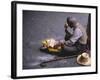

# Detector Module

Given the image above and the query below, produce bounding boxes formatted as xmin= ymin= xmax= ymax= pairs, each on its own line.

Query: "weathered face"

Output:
xmin=67 ymin=17 xmax=77 ymax=28
xmin=67 ymin=21 xmax=74 ymax=28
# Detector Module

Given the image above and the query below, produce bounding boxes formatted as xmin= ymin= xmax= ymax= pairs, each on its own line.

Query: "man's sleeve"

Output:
xmin=70 ymin=28 xmax=83 ymax=43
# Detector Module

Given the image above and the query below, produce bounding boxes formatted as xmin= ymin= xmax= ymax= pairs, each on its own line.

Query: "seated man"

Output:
xmin=60 ymin=17 xmax=88 ymax=54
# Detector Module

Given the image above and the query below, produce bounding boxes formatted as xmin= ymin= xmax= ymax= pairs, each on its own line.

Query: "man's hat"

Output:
xmin=77 ymin=52 xmax=91 ymax=66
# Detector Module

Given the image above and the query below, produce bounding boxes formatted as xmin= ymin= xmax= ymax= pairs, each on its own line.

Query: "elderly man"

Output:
xmin=60 ymin=17 xmax=88 ymax=53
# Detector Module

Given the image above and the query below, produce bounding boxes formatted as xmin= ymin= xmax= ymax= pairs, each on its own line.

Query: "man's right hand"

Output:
xmin=59 ymin=40 xmax=65 ymax=44
xmin=64 ymin=23 xmax=68 ymax=28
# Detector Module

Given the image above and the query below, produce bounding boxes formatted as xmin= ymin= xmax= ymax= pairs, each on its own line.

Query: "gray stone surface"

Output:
xmin=23 ymin=10 xmax=89 ymax=69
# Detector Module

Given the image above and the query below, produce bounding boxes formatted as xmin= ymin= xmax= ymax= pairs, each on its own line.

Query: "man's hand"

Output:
xmin=59 ymin=40 xmax=65 ymax=44
xmin=64 ymin=23 xmax=68 ymax=28
xmin=64 ymin=40 xmax=74 ymax=46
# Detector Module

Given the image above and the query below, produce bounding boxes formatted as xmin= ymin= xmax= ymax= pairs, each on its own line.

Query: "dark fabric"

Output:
xmin=75 ymin=42 xmax=87 ymax=52
xmin=65 ymin=29 xmax=72 ymax=41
